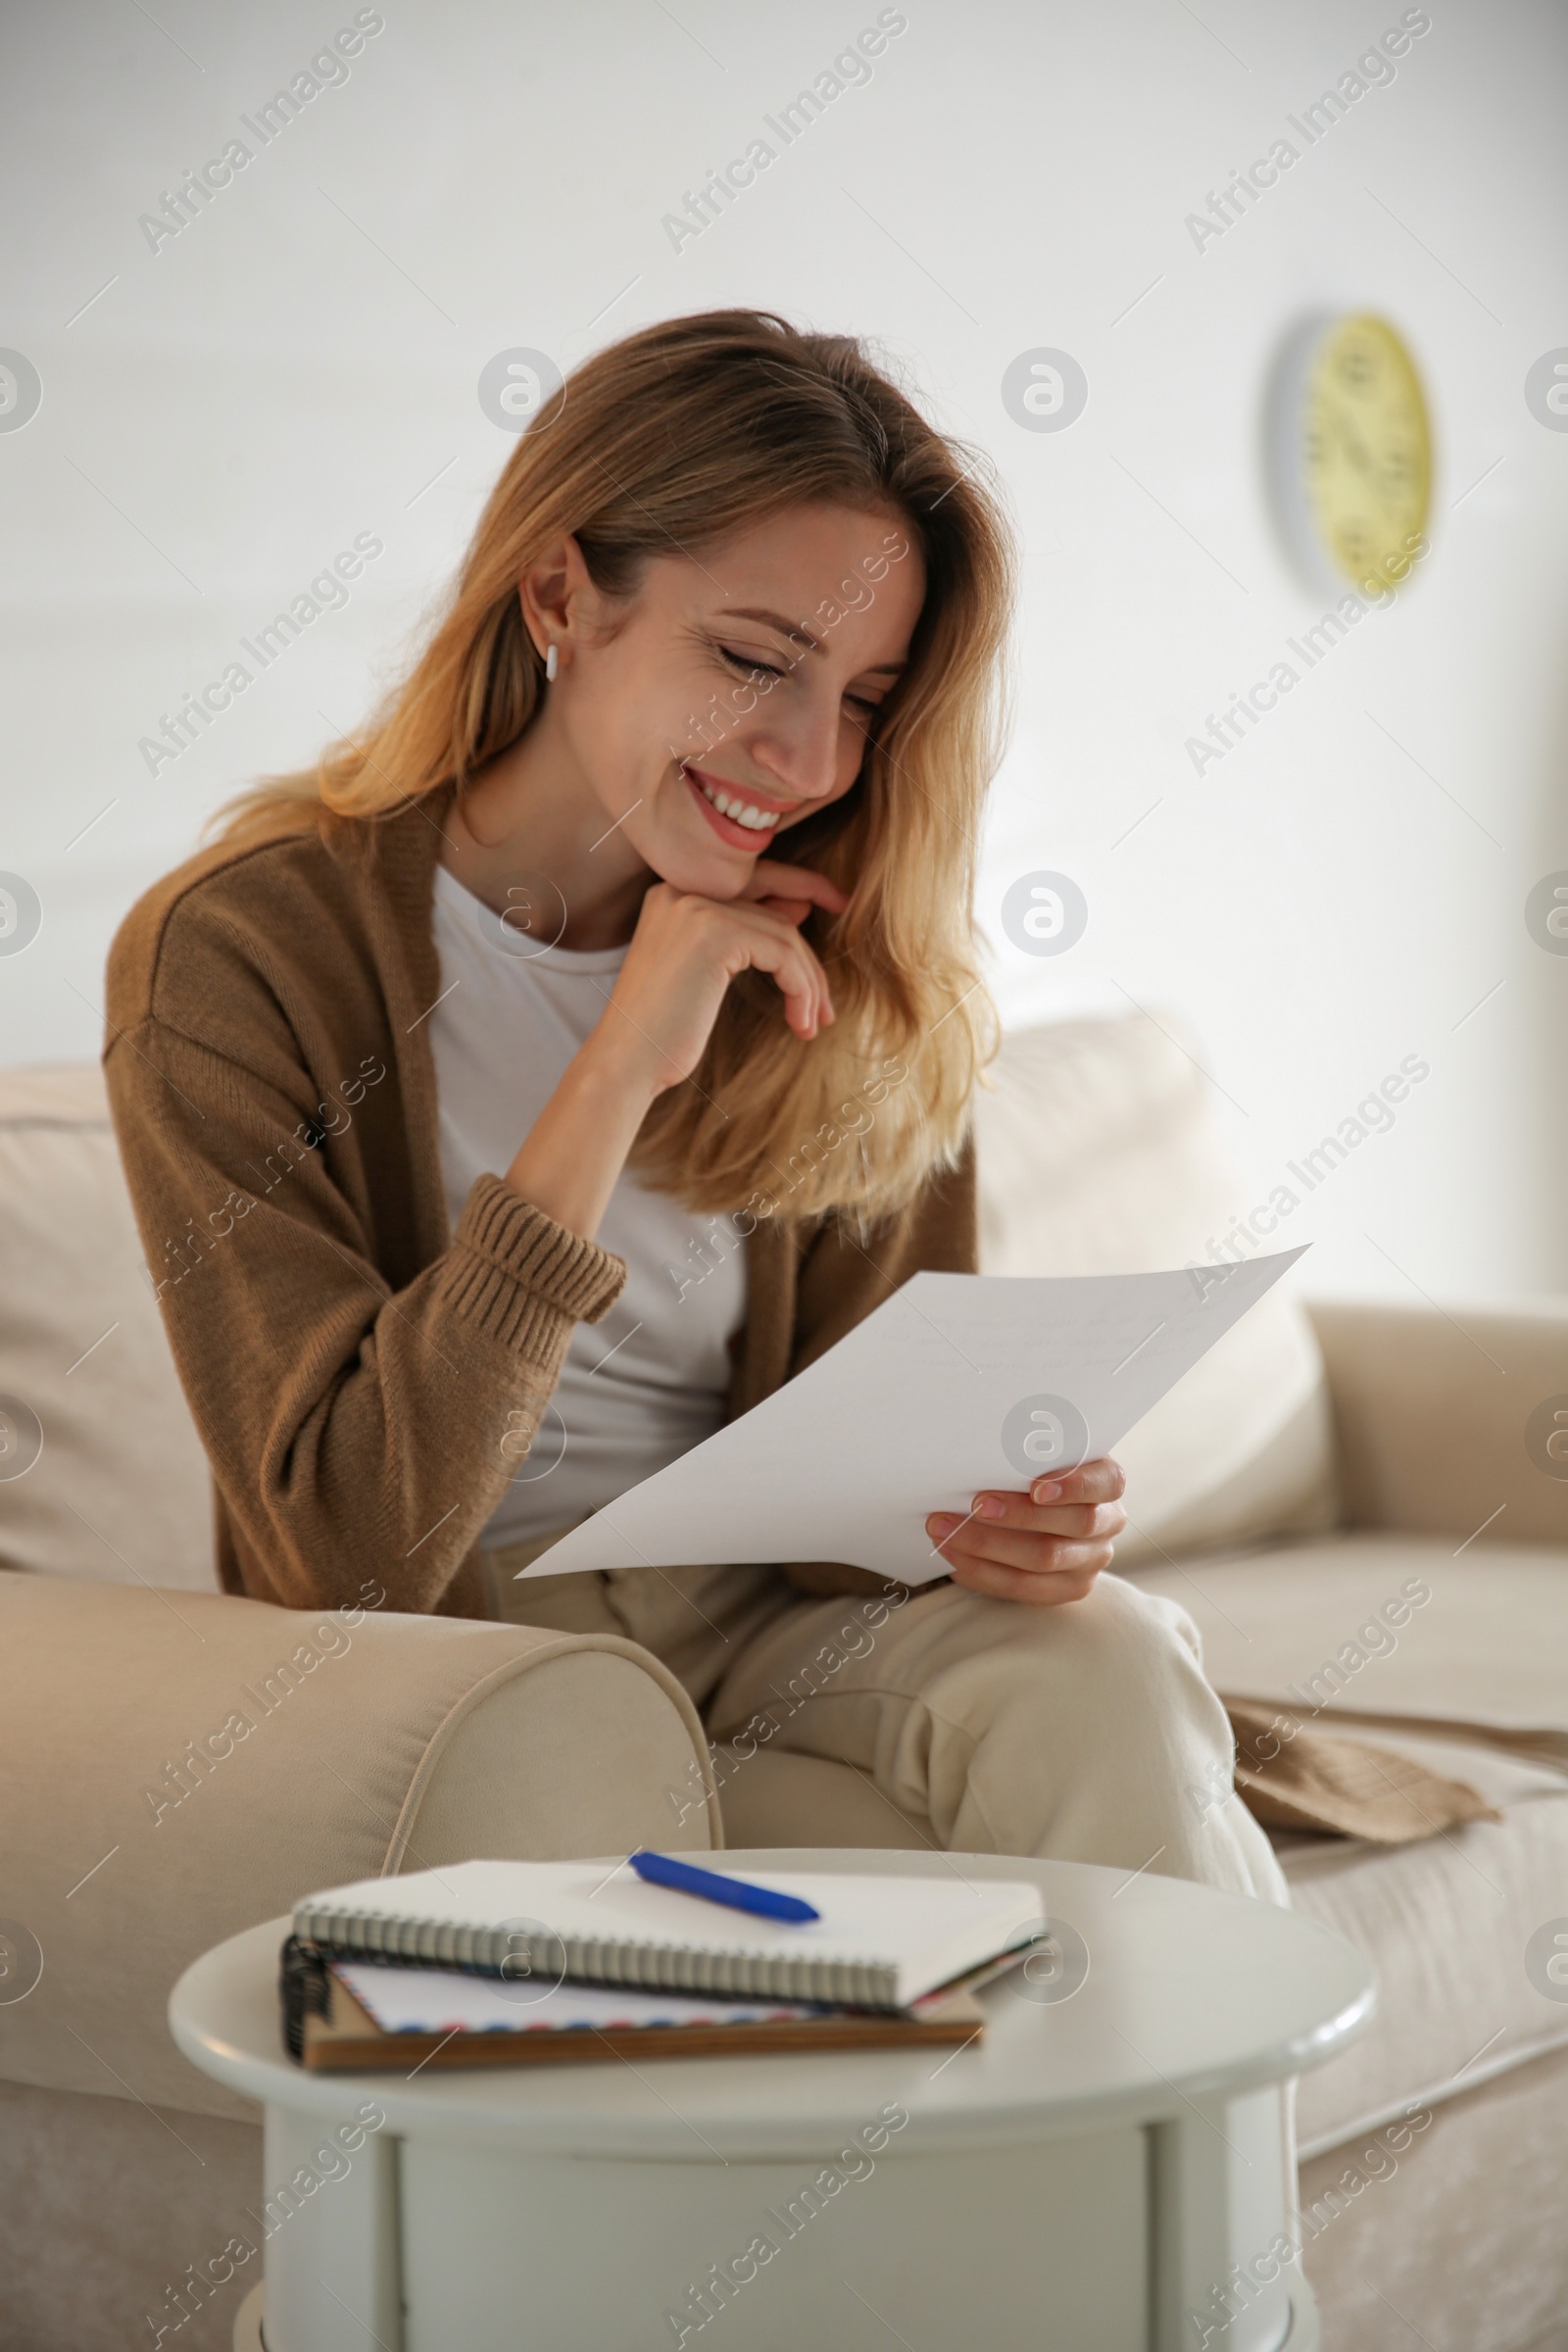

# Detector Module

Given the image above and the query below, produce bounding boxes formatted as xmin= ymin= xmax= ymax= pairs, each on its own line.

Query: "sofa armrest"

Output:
xmin=1306 ymin=1298 xmax=1568 ymax=1546
xmin=0 ymin=1578 xmax=717 ymax=2122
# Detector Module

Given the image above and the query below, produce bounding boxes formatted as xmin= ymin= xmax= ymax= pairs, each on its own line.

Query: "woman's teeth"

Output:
xmin=689 ymin=768 xmax=780 ymax=832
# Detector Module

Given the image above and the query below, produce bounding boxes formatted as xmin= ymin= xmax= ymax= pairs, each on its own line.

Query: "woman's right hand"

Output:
xmin=589 ymin=860 xmax=849 ymax=1099
xmin=504 ymin=859 xmax=847 ymax=1240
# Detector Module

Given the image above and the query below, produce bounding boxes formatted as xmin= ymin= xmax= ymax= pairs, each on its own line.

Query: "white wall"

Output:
xmin=2 ymin=0 xmax=1565 ymax=1299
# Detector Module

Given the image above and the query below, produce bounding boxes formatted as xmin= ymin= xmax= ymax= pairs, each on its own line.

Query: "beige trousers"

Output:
xmin=481 ymin=1544 xmax=1288 ymax=1906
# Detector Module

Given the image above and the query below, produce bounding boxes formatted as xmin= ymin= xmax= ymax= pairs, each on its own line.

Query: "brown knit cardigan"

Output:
xmin=103 ymin=790 xmax=1490 ymax=1845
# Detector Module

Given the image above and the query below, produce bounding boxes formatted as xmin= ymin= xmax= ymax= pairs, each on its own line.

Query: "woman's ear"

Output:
xmin=517 ymin=533 xmax=590 ymax=667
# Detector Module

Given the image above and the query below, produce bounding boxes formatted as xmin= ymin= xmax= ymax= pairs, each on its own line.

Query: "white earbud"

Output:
xmin=545 ymin=643 xmax=559 ymax=682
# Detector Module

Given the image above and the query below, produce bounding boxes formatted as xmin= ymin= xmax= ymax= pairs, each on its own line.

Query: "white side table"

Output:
xmin=172 ymin=1847 xmax=1372 ymax=2352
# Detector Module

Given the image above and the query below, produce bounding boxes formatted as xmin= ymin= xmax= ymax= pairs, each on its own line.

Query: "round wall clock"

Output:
xmin=1269 ymin=314 xmax=1433 ymax=596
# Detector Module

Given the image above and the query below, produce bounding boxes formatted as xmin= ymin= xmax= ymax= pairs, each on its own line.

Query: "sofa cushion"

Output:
xmin=0 ymin=1065 xmax=216 ymax=1588
xmin=1119 ymin=1532 xmax=1568 ymax=1746
xmin=715 ymin=1743 xmax=932 ymax=1853
xmin=979 ymin=1015 xmax=1338 ymax=1568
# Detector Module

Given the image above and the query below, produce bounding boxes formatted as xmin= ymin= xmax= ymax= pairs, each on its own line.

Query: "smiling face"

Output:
xmin=532 ymin=502 xmax=926 ymax=899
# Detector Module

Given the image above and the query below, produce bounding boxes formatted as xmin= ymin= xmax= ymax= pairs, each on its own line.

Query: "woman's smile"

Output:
xmin=680 ymin=759 xmax=793 ymax=848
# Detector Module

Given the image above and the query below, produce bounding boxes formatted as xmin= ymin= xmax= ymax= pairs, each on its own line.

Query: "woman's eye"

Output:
xmin=716 ymin=641 xmax=880 ymax=717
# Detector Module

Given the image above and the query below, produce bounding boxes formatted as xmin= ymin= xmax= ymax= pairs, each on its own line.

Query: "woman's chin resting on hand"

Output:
xmin=925 ymin=1456 xmax=1127 ymax=1606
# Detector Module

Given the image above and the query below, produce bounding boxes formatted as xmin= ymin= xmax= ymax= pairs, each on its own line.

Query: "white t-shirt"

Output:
xmin=427 ymin=863 xmax=748 ymax=1550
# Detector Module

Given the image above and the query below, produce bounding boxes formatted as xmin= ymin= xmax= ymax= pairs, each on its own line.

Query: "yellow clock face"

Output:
xmin=1301 ymin=316 xmax=1431 ymax=593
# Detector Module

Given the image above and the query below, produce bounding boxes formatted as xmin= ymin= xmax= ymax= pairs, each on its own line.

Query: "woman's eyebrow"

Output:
xmin=719 ymin=606 xmax=906 ymax=673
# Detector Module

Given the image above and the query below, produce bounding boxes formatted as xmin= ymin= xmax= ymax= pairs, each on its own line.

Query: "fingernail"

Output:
xmin=927 ymin=1513 xmax=957 ymax=1536
xmin=974 ymin=1495 xmax=1005 ymax=1520
xmin=1031 ymin=1480 xmax=1061 ymax=1503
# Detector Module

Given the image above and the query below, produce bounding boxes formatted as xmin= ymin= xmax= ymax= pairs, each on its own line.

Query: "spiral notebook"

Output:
xmin=292 ymin=1858 xmax=1046 ymax=2012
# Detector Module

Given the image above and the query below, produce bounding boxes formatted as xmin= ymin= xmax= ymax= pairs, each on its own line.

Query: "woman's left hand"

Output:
xmin=925 ymin=1458 xmax=1127 ymax=1606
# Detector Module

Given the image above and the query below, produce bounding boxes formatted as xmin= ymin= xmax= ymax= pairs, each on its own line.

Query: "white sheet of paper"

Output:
xmin=518 ymin=1247 xmax=1308 ymax=1586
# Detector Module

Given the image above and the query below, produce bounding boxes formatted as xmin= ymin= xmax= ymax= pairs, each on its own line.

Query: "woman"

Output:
xmin=106 ymin=308 xmax=1283 ymax=1902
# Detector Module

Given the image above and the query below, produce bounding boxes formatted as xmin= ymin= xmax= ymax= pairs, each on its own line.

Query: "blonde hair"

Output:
xmin=221 ymin=309 xmax=1016 ymax=1223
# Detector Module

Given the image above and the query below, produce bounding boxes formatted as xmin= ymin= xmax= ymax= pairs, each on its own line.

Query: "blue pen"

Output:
xmin=628 ymin=1849 xmax=821 ymax=1925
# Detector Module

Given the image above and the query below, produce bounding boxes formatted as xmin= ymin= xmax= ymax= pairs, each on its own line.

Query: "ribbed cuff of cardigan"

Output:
xmin=438 ymin=1173 xmax=626 ymax=1352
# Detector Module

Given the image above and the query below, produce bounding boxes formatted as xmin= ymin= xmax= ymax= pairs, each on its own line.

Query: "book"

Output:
xmin=284 ymin=1945 xmax=997 ymax=2072
xmin=291 ymin=1858 xmax=1047 ymax=2012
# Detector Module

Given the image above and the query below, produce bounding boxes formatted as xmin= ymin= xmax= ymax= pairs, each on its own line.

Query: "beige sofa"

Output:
xmin=2 ymin=1017 xmax=1565 ymax=2352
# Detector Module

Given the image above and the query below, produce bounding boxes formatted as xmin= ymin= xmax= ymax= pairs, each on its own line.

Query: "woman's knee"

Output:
xmin=997 ymin=1568 xmax=1209 ymax=1696
xmin=1094 ymin=1569 xmax=1207 ymax=1673
xmin=908 ymin=1573 xmax=1215 ymax=1748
